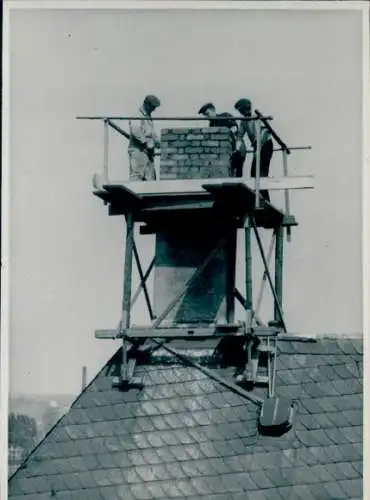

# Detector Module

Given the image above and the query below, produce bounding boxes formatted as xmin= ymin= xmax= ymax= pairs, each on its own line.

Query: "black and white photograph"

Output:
xmin=2 ymin=2 xmax=369 ymax=499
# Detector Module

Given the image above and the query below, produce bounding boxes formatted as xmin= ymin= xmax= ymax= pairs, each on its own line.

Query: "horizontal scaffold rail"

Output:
xmin=95 ymin=324 xmax=280 ymax=340
xmin=76 ymin=115 xmax=273 ymax=122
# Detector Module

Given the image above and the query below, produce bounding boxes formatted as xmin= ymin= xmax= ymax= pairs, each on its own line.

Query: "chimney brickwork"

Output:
xmin=159 ymin=127 xmax=233 ymax=180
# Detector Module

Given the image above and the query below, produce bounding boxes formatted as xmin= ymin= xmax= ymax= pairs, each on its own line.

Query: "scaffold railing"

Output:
xmin=76 ymin=113 xmax=312 ymax=242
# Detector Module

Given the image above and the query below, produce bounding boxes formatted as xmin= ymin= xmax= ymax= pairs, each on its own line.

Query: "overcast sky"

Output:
xmin=6 ymin=5 xmax=365 ymax=396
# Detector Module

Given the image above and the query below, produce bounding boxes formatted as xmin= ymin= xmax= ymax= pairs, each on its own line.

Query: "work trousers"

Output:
xmin=129 ymin=149 xmax=156 ymax=181
xmin=251 ymin=138 xmax=273 ymax=202
xmin=230 ymin=150 xmax=246 ymax=178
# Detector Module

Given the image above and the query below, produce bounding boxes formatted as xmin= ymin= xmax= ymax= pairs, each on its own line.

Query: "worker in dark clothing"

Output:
xmin=234 ymin=98 xmax=273 ymax=202
xmin=198 ymin=102 xmax=246 ymax=177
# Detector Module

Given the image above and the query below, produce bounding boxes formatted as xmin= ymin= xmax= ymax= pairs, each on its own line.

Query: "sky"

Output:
xmin=5 ymin=5 xmax=366 ymax=397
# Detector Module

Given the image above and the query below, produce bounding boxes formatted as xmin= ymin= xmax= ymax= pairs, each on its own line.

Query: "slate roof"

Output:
xmin=8 ymin=336 xmax=363 ymax=500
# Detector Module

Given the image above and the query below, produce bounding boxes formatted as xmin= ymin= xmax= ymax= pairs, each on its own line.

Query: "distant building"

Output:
xmin=8 ymin=445 xmax=24 ymax=476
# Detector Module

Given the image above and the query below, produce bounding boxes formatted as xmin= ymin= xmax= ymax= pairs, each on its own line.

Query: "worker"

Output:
xmin=198 ymin=102 xmax=246 ymax=177
xmin=128 ymin=95 xmax=161 ymax=181
xmin=234 ymin=98 xmax=273 ymax=202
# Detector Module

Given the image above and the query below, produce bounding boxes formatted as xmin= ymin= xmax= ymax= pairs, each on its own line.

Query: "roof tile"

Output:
xmin=339 ymin=478 xmax=363 ymax=498
xmin=99 ymin=485 xmax=122 ymax=500
xmin=116 ymin=484 xmax=136 ymax=500
xmin=242 ymin=490 xmax=267 ymax=500
xmin=334 ymin=393 xmax=363 ymax=411
xmin=336 ymin=462 xmax=361 ymax=479
xmin=182 ymin=460 xmax=203 ymax=478
xmin=291 ymin=465 xmax=321 ymax=484
xmin=265 ymin=467 xmax=292 ymax=488
xmin=341 ymin=409 xmax=363 ymax=427
xmin=121 ymin=467 xmax=143 ymax=484
xmin=325 ymin=427 xmax=355 ymax=445
xmin=96 ymin=452 xmax=118 ymax=470
xmin=352 ymin=460 xmax=363 ymax=475
xmin=337 ymin=339 xmax=362 ymax=354
xmin=342 ymin=425 xmax=363 ymax=443
xmin=249 ymin=470 xmax=276 ymax=489
xmin=146 ymin=482 xmax=168 ymax=499
xmin=130 ymin=482 xmax=153 ymax=500
xmin=309 ymin=464 xmax=335 ymax=483
xmin=162 ymin=413 xmax=185 ymax=429
xmin=197 ymin=441 xmax=219 ymax=459
xmin=106 ymin=468 xmax=125 ymax=486
xmin=324 ymin=444 xmax=354 ymax=462
xmin=149 ymin=464 xmax=172 ymax=481
xmin=222 ymin=472 xmax=249 ymax=493
xmin=63 ymin=472 xmax=82 ymax=491
xmin=191 ymin=476 xmax=217 ymax=496
xmin=307 ymin=482 xmax=334 ymax=499
xmin=183 ymin=443 xmax=205 ymax=460
xmin=154 ymin=446 xmax=176 ymax=463
xmin=91 ymin=469 xmax=114 ymax=488
xmin=165 ymin=461 xmax=188 ymax=479
xmin=291 ymin=484 xmax=318 ymax=500
xmin=75 ymin=471 xmax=98 ymax=489
xmin=173 ymin=479 xmax=199 ymax=497
xmin=206 ymin=457 xmax=230 ymax=475
xmin=135 ymin=464 xmax=160 ymax=482
xmin=261 ymin=489 xmax=285 ymax=500
xmin=295 ymin=429 xmax=333 ymax=447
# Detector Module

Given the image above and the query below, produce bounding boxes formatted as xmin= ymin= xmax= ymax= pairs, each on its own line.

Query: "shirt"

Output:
xmin=237 ymin=117 xmax=271 ymax=150
xmin=128 ymin=106 xmax=159 ymax=152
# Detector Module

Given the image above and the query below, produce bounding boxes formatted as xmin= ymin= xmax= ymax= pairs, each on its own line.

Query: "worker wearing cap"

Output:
xmin=128 ymin=95 xmax=161 ymax=181
xmin=198 ymin=102 xmax=246 ymax=177
xmin=234 ymin=98 xmax=273 ymax=202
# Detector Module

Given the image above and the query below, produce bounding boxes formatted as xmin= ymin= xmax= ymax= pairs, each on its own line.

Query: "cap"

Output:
xmin=144 ymin=94 xmax=161 ymax=108
xmin=198 ymin=102 xmax=216 ymax=115
xmin=234 ymin=98 xmax=252 ymax=111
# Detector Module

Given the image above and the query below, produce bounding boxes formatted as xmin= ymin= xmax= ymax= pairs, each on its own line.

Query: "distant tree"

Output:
xmin=8 ymin=413 xmax=37 ymax=452
xmin=41 ymin=402 xmax=62 ymax=434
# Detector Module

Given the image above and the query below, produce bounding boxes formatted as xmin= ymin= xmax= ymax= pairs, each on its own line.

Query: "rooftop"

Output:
xmin=8 ymin=335 xmax=363 ymax=500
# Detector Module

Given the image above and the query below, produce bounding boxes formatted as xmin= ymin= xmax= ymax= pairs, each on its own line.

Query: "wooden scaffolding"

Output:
xmin=79 ymin=111 xmax=313 ymax=394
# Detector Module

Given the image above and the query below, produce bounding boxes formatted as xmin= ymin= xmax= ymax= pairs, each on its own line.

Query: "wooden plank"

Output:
xmin=93 ymin=190 xmax=111 ymax=202
xmin=121 ymin=214 xmax=135 ymax=380
xmin=282 ymin=215 xmax=297 ymax=227
xmin=252 ymin=326 xmax=280 ymax=337
xmin=140 ymin=219 xmax=243 ymax=234
xmin=274 ymin=226 xmax=284 ymax=324
xmin=142 ymin=200 xmax=214 ymax=213
xmin=245 ymin=221 xmax=253 ymax=315
xmin=127 ymin=359 xmax=136 ymax=379
xmin=95 ymin=329 xmax=120 ymax=339
xmin=226 ymin=230 xmax=237 ymax=323
xmin=124 ymin=328 xmax=241 ymax=339
xmin=121 ymin=323 xmax=245 ymax=339
xmin=98 ymin=175 xmax=313 ymax=197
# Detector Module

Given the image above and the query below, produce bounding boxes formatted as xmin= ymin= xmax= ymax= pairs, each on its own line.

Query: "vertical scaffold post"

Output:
xmin=121 ymin=213 xmax=134 ymax=381
xmin=103 ymin=118 xmax=109 ymax=182
xmin=274 ymin=225 xmax=284 ymax=325
xmin=244 ymin=219 xmax=253 ymax=330
xmin=282 ymin=149 xmax=292 ymax=242
xmin=255 ymin=117 xmax=261 ymax=210
xmin=226 ymin=230 xmax=237 ymax=324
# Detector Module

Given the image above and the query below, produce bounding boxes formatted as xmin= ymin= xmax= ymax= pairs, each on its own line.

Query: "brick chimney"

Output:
xmin=159 ymin=127 xmax=233 ymax=180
